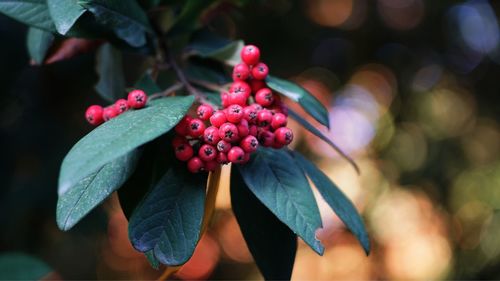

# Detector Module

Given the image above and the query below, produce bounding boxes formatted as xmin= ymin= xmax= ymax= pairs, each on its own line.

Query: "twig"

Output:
xmin=149 ymin=82 xmax=184 ymax=100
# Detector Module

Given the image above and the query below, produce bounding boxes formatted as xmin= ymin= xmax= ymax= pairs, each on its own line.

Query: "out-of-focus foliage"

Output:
xmin=1 ymin=0 xmax=500 ymax=280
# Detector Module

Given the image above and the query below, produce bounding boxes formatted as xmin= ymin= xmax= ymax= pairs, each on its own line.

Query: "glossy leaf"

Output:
xmin=288 ymin=108 xmax=360 ymax=174
xmin=135 ymin=73 xmax=161 ymax=95
xmin=231 ymin=167 xmax=297 ymax=280
xmin=95 ymin=43 xmax=126 ymax=102
xmin=78 ymin=0 xmax=153 ymax=47
xmin=0 ymin=0 xmax=56 ymax=32
xmin=185 ymin=63 xmax=231 ymax=85
xmin=145 ymin=250 xmax=160 ymax=270
xmin=0 ymin=253 xmax=51 ymax=280
xmin=26 ymin=27 xmax=54 ymax=64
xmin=187 ymin=31 xmax=244 ymax=66
xmin=128 ymin=167 xmax=206 ymax=265
xmin=56 ymin=150 xmax=139 ymax=231
xmin=291 ymin=151 xmax=370 ymax=254
xmin=58 ymin=96 xmax=195 ymax=195
xmin=238 ymin=148 xmax=324 ymax=255
xmin=168 ymin=0 xmax=216 ymax=36
xmin=47 ymin=0 xmax=85 ymax=35
xmin=266 ymin=75 xmax=330 ymax=128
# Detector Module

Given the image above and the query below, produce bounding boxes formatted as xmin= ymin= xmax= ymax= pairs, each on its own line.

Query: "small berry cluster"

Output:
xmin=173 ymin=45 xmax=294 ymax=173
xmin=85 ymin=90 xmax=148 ymax=126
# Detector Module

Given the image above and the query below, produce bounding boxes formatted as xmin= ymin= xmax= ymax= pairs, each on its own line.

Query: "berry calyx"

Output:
xmin=241 ymin=135 xmax=259 ymax=153
xmin=232 ymin=63 xmax=251 ymax=81
xmin=199 ymin=144 xmax=217 ymax=162
xmin=275 ymin=127 xmax=294 ymax=145
xmin=219 ymin=123 xmax=239 ymax=142
xmin=127 ymin=89 xmax=147 ymax=109
xmin=217 ymin=140 xmax=231 ymax=153
xmin=188 ymin=118 xmax=206 ymax=138
xmin=252 ymin=62 xmax=269 ymax=80
xmin=257 ymin=109 xmax=273 ymax=127
xmin=226 ymin=104 xmax=244 ymax=123
xmin=197 ymin=104 xmax=214 ymax=121
xmin=255 ymin=88 xmax=274 ymax=107
xmin=203 ymin=126 xmax=220 ymax=145
xmin=175 ymin=143 xmax=194 ymax=162
xmin=85 ymin=105 xmax=104 ymax=126
xmin=115 ymin=99 xmax=129 ymax=114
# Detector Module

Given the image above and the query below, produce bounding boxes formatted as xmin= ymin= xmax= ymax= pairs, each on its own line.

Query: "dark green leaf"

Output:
xmin=185 ymin=63 xmax=231 ymax=85
xmin=56 ymin=150 xmax=139 ymax=231
xmin=0 ymin=253 xmax=51 ymax=280
xmin=58 ymin=96 xmax=195 ymax=195
xmin=186 ymin=31 xmax=244 ymax=66
xmin=145 ymin=250 xmax=160 ymax=270
xmin=0 ymin=0 xmax=56 ymax=32
xmin=134 ymin=72 xmax=161 ymax=95
xmin=128 ymin=167 xmax=206 ymax=265
xmin=168 ymin=0 xmax=216 ymax=36
xmin=291 ymin=151 xmax=370 ymax=254
xmin=47 ymin=0 xmax=85 ymax=35
xmin=95 ymin=43 xmax=126 ymax=102
xmin=288 ymin=108 xmax=360 ymax=174
xmin=238 ymin=148 xmax=324 ymax=255
xmin=26 ymin=27 xmax=54 ymax=64
xmin=231 ymin=167 xmax=297 ymax=280
xmin=78 ymin=0 xmax=153 ymax=47
xmin=266 ymin=75 xmax=330 ymax=128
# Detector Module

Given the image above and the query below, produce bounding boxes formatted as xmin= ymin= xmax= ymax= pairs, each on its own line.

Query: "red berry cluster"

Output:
xmin=172 ymin=45 xmax=294 ymax=173
xmin=85 ymin=90 xmax=148 ymax=126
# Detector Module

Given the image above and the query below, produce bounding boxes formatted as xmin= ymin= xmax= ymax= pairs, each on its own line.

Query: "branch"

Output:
xmin=149 ymin=82 xmax=184 ymax=100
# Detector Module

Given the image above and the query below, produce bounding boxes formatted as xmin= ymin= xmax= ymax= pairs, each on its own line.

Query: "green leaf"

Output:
xmin=168 ymin=0 xmax=216 ymax=36
xmin=47 ymin=0 xmax=85 ymax=35
xmin=58 ymin=96 xmax=195 ymax=195
xmin=266 ymin=75 xmax=330 ymax=128
xmin=78 ymin=0 xmax=153 ymax=47
xmin=291 ymin=151 xmax=370 ymax=254
xmin=56 ymin=150 xmax=139 ymax=231
xmin=187 ymin=31 xmax=244 ymax=66
xmin=26 ymin=27 xmax=54 ymax=64
xmin=0 ymin=253 xmax=51 ymax=280
xmin=185 ymin=63 xmax=231 ymax=85
xmin=95 ymin=43 xmax=126 ymax=102
xmin=238 ymin=148 xmax=324 ymax=255
xmin=0 ymin=0 xmax=56 ymax=32
xmin=145 ymin=250 xmax=160 ymax=270
xmin=134 ymin=73 xmax=161 ymax=95
xmin=128 ymin=167 xmax=206 ymax=265
xmin=288 ymin=108 xmax=360 ymax=174
xmin=231 ymin=167 xmax=297 ymax=280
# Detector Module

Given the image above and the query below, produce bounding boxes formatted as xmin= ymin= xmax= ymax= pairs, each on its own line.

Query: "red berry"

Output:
xmin=228 ymin=91 xmax=248 ymax=106
xmin=251 ymin=103 xmax=263 ymax=111
xmin=210 ymin=111 xmax=226 ymax=127
xmin=172 ymin=135 xmax=188 ymax=147
xmin=188 ymin=118 xmax=206 ymax=138
xmin=219 ymin=123 xmax=239 ymax=142
xmin=221 ymin=92 xmax=230 ymax=108
xmin=249 ymin=79 xmax=266 ymax=93
xmin=226 ymin=104 xmax=244 ymax=123
xmin=115 ymin=99 xmax=129 ymax=114
xmin=187 ymin=157 xmax=204 ymax=173
xmin=257 ymin=130 xmax=275 ymax=147
xmin=216 ymin=152 xmax=229 ymax=164
xmin=249 ymin=125 xmax=258 ymax=136
xmin=237 ymin=119 xmax=250 ymax=138
xmin=175 ymin=143 xmax=194 ymax=162
xmin=243 ymin=105 xmax=258 ymax=124
xmin=240 ymin=152 xmax=251 ymax=164
xmin=252 ymin=62 xmax=269 ymax=80
xmin=217 ymin=140 xmax=231 ymax=153
xmin=232 ymin=63 xmax=251 ymax=81
xmin=103 ymin=106 xmax=119 ymax=121
xmin=272 ymin=140 xmax=285 ymax=149
xmin=127 ymin=89 xmax=147 ymax=109
xmin=241 ymin=135 xmax=259 ymax=153
xmin=275 ymin=127 xmax=294 ymax=145
xmin=271 ymin=113 xmax=287 ymax=129
xmin=199 ymin=144 xmax=217 ymax=161
xmin=85 ymin=105 xmax=104 ymax=125
xmin=257 ymin=109 xmax=273 ymax=127
xmin=175 ymin=116 xmax=192 ymax=136
xmin=197 ymin=104 xmax=214 ymax=120
xmin=227 ymin=146 xmax=246 ymax=164
xmin=241 ymin=45 xmax=260 ymax=66
xmin=255 ymin=88 xmax=274 ymax=107
xmin=230 ymin=81 xmax=251 ymax=99
xmin=204 ymin=160 xmax=219 ymax=172
xmin=203 ymin=126 xmax=220 ymax=145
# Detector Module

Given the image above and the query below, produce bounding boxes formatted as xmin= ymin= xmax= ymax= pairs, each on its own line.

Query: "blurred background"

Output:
xmin=1 ymin=0 xmax=500 ymax=279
